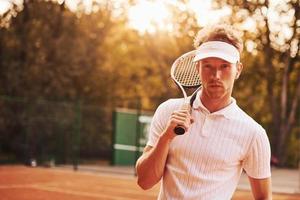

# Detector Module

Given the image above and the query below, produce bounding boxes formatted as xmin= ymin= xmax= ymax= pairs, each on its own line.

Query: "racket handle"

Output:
xmin=174 ymin=126 xmax=186 ymax=135
xmin=173 ymin=103 xmax=190 ymax=135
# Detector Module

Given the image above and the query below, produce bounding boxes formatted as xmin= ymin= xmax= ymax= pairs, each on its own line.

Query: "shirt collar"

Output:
xmin=192 ymin=89 xmax=238 ymax=120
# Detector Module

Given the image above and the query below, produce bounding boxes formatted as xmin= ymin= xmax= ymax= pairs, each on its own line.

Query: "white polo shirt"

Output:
xmin=147 ymin=91 xmax=271 ymax=200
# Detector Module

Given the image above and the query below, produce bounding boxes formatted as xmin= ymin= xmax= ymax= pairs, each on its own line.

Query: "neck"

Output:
xmin=200 ymin=91 xmax=232 ymax=113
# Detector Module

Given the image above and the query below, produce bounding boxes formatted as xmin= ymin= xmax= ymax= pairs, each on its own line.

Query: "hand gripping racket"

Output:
xmin=170 ymin=50 xmax=202 ymax=135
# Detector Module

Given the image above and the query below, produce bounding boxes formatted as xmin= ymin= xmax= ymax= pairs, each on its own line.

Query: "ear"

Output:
xmin=196 ymin=62 xmax=200 ymax=72
xmin=235 ymin=62 xmax=243 ymax=79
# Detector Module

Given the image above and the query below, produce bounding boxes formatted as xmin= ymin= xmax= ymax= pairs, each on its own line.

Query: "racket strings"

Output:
xmin=173 ymin=54 xmax=201 ymax=87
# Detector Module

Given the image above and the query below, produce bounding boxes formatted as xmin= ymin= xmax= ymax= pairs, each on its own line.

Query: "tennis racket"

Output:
xmin=170 ymin=50 xmax=202 ymax=135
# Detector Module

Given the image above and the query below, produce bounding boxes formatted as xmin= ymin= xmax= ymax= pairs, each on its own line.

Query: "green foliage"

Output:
xmin=285 ymin=128 xmax=300 ymax=168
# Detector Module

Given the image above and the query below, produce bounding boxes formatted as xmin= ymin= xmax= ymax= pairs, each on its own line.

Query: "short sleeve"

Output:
xmin=146 ymin=98 xmax=183 ymax=147
xmin=146 ymin=101 xmax=171 ymax=147
xmin=242 ymin=128 xmax=271 ymax=179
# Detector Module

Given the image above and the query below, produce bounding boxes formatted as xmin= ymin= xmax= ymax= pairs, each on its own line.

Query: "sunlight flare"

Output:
xmin=128 ymin=1 xmax=170 ymax=33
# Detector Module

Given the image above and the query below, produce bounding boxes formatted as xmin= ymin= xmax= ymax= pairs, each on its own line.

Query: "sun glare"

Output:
xmin=189 ymin=0 xmax=231 ymax=26
xmin=128 ymin=0 xmax=232 ymax=33
xmin=0 ymin=0 xmax=12 ymax=15
xmin=128 ymin=1 xmax=170 ymax=34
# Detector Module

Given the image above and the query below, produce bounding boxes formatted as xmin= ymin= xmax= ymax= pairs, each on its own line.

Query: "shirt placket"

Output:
xmin=195 ymin=108 xmax=210 ymax=137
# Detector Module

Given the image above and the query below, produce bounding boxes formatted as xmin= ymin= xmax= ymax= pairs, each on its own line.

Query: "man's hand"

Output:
xmin=163 ymin=107 xmax=194 ymax=138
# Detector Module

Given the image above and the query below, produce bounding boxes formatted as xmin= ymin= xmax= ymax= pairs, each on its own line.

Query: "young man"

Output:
xmin=136 ymin=24 xmax=272 ymax=200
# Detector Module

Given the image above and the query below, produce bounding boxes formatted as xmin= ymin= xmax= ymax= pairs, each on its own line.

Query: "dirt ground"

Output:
xmin=0 ymin=166 xmax=299 ymax=200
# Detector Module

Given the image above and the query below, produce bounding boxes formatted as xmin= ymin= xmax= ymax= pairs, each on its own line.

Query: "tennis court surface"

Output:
xmin=0 ymin=165 xmax=299 ymax=200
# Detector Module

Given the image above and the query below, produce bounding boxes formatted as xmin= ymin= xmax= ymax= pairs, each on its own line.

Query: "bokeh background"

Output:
xmin=0 ymin=0 xmax=299 ymax=169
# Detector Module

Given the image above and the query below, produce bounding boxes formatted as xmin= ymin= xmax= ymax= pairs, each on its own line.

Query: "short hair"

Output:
xmin=194 ymin=24 xmax=243 ymax=54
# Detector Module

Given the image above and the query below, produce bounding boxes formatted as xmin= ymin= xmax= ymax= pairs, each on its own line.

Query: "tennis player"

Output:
xmin=135 ymin=24 xmax=272 ymax=200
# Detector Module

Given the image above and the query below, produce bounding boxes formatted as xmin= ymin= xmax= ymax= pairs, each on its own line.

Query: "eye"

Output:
xmin=202 ymin=63 xmax=212 ymax=68
xmin=221 ymin=64 xmax=230 ymax=69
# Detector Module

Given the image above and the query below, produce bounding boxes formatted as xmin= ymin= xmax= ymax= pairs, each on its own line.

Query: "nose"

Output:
xmin=212 ymin=68 xmax=221 ymax=80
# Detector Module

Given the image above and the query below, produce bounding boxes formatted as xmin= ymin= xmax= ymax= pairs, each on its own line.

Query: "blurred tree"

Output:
xmin=137 ymin=0 xmax=199 ymax=109
xmin=0 ymin=0 xmax=120 ymax=161
xmin=214 ymin=0 xmax=300 ymax=166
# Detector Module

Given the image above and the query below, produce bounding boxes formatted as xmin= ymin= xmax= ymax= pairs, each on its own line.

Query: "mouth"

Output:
xmin=208 ymin=83 xmax=223 ymax=88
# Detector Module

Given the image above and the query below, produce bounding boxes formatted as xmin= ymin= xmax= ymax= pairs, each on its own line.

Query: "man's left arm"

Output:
xmin=248 ymin=176 xmax=272 ymax=200
xmin=243 ymin=127 xmax=272 ymax=200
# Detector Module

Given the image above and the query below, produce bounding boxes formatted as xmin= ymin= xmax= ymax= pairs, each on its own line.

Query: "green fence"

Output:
xmin=0 ymin=95 xmax=112 ymax=168
xmin=112 ymin=108 xmax=152 ymax=166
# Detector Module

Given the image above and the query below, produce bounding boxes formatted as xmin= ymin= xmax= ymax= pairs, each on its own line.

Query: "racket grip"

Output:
xmin=173 ymin=103 xmax=190 ymax=135
xmin=174 ymin=126 xmax=186 ymax=135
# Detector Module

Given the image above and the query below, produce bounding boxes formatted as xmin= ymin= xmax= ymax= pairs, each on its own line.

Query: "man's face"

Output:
xmin=197 ymin=57 xmax=243 ymax=100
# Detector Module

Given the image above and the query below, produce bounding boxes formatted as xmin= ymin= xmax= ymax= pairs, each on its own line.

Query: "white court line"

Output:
xmin=36 ymin=185 xmax=156 ymax=198
xmin=30 ymin=185 xmax=139 ymax=200
xmin=0 ymin=184 xmax=29 ymax=189
xmin=0 ymin=183 xmax=155 ymax=199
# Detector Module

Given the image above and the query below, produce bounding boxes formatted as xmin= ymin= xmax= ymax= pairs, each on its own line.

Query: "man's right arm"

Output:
xmin=135 ymin=109 xmax=192 ymax=190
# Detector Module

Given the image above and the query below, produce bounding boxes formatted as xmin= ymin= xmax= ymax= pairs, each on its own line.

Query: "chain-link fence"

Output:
xmin=0 ymin=95 xmax=112 ymax=169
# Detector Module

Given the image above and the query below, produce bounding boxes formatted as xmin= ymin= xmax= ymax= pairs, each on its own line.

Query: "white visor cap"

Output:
xmin=193 ymin=41 xmax=240 ymax=63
